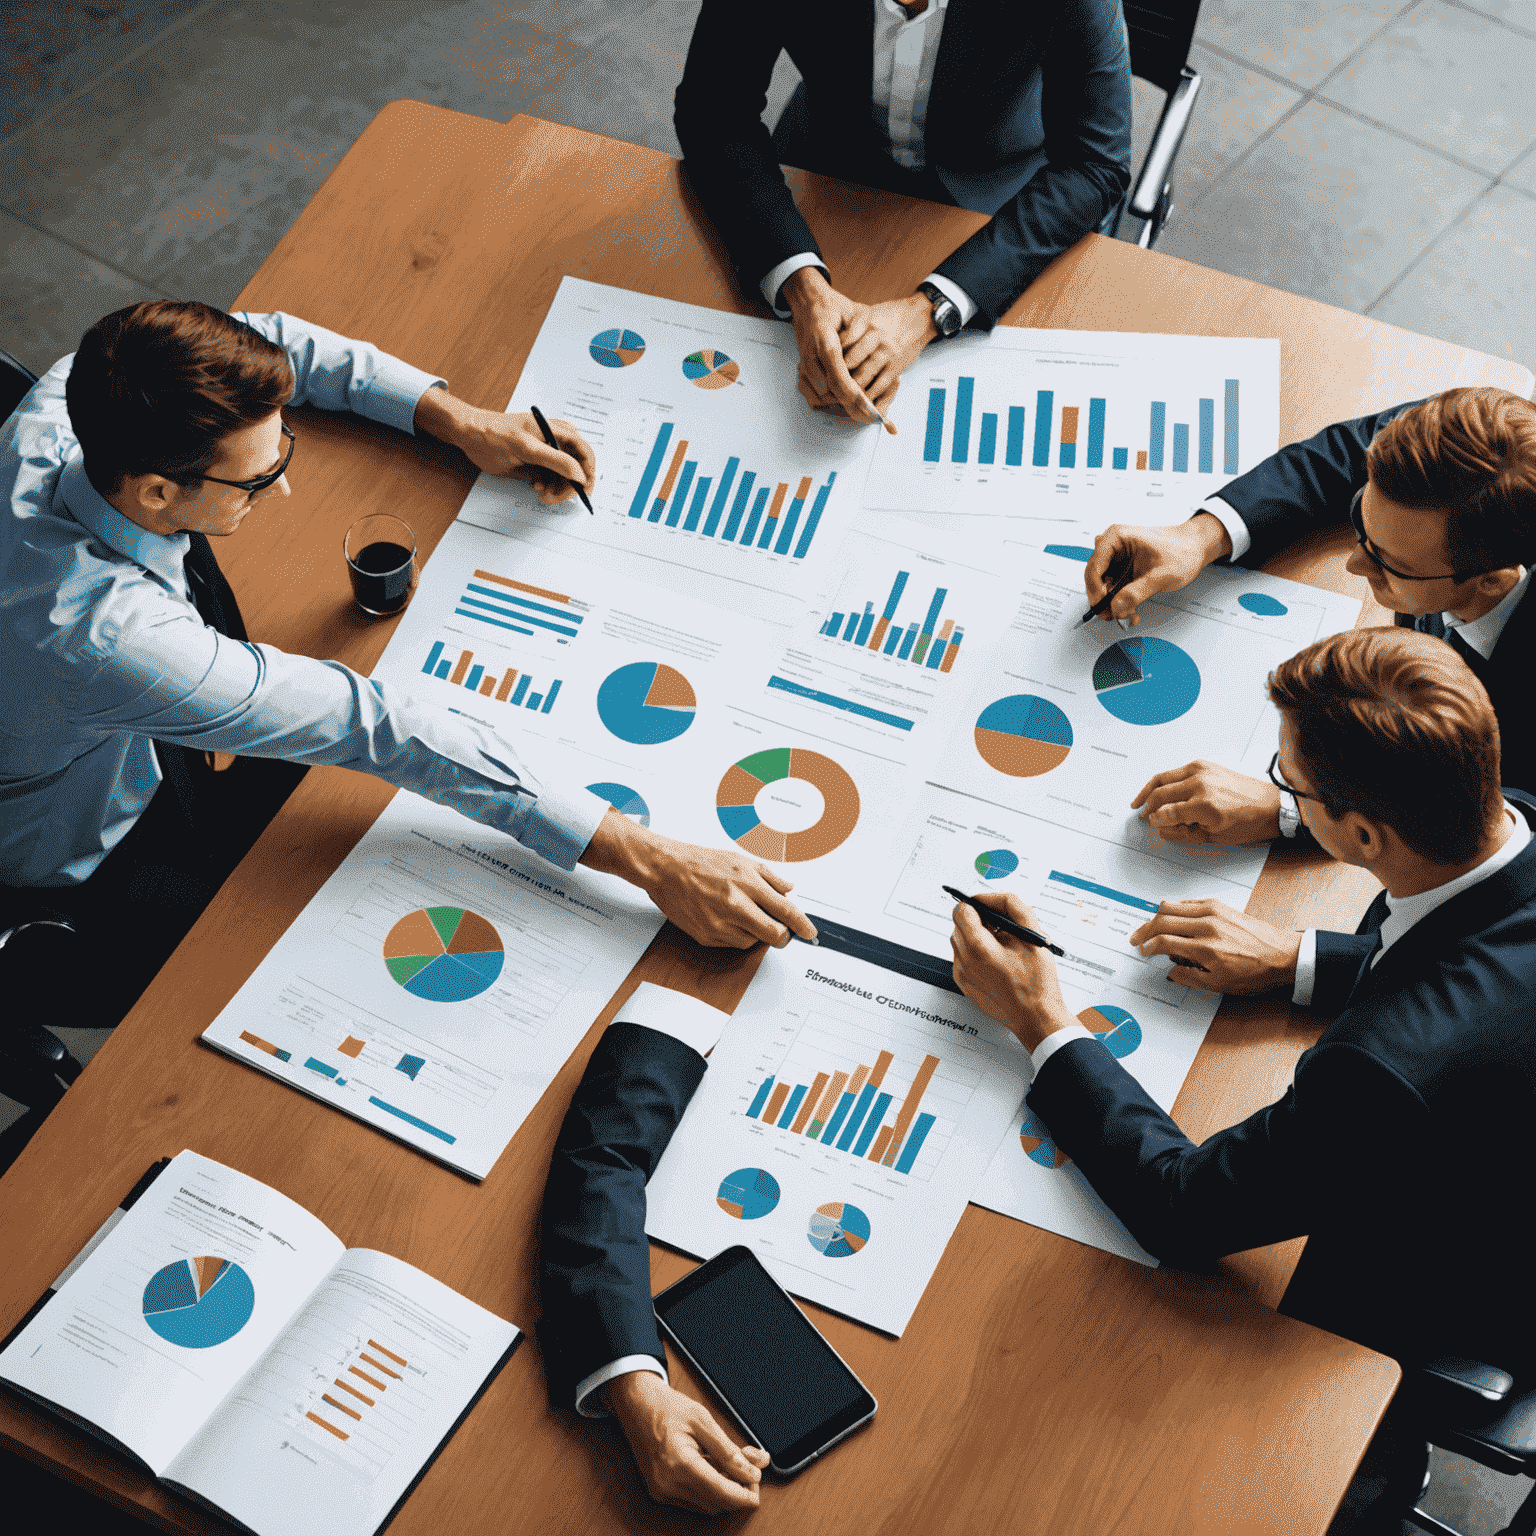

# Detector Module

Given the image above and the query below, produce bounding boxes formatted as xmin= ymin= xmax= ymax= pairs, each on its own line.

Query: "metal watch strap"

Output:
xmin=1277 ymin=796 xmax=1301 ymax=838
xmin=918 ymin=281 xmax=962 ymax=338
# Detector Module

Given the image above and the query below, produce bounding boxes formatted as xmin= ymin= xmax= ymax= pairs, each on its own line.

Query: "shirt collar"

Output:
xmin=1375 ymin=801 xmax=1532 ymax=962
xmin=59 ymin=455 xmax=190 ymax=589
xmin=1443 ymin=565 xmax=1530 ymax=660
xmin=879 ymin=0 xmax=947 ymax=20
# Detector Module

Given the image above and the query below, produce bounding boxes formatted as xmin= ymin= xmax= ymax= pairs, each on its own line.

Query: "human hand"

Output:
xmin=1128 ymin=898 xmax=1302 ymax=994
xmin=948 ymin=891 xmax=1077 ymax=1052
xmin=780 ymin=268 xmax=885 ymax=426
xmin=603 ymin=1371 xmax=769 ymax=1515
xmin=1084 ymin=512 xmax=1233 ymax=625
xmin=836 ymin=294 xmax=937 ymax=420
xmin=581 ymin=810 xmax=817 ymax=949
xmin=1130 ymin=760 xmax=1283 ymax=844
xmin=414 ymin=390 xmax=596 ymax=506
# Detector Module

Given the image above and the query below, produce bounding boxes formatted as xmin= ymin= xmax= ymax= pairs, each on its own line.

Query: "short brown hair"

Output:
xmin=66 ymin=300 xmax=294 ymax=496
xmin=1268 ymin=628 xmax=1502 ymax=865
xmin=1368 ymin=388 xmax=1536 ymax=572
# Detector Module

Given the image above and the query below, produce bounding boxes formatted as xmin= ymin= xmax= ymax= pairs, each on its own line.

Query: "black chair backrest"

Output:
xmin=1123 ymin=0 xmax=1202 ymax=95
xmin=1 ymin=347 xmax=40 ymax=424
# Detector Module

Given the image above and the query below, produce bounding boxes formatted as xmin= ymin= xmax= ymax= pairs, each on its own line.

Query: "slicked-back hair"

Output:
xmin=1368 ymin=388 xmax=1536 ymax=573
xmin=66 ymin=301 xmax=294 ymax=497
xmin=1269 ymin=627 xmax=1503 ymax=866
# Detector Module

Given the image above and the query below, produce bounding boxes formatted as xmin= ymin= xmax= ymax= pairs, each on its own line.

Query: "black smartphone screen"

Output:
xmin=654 ymin=1247 xmax=875 ymax=1470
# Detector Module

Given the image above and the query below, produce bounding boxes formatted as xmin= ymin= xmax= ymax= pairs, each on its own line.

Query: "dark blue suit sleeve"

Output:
xmin=1310 ymin=931 xmax=1379 ymax=1015
xmin=935 ymin=0 xmax=1131 ymax=325
xmin=537 ymin=1022 xmax=707 ymax=1411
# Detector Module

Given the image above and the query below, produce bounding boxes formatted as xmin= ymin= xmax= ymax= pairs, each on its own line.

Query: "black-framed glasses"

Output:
xmin=1267 ymin=749 xmax=1323 ymax=806
xmin=1348 ymin=486 xmax=1495 ymax=584
xmin=198 ymin=421 xmax=295 ymax=495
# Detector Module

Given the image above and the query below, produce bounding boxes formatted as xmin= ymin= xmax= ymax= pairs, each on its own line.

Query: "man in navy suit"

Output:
xmin=1083 ymin=387 xmax=1536 ymax=836
xmin=674 ymin=0 xmax=1131 ymax=424
xmin=949 ymin=627 xmax=1536 ymax=1385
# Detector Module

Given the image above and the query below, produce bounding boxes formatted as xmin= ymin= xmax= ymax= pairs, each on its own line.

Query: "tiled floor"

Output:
xmin=1 ymin=3 xmax=1533 ymax=1531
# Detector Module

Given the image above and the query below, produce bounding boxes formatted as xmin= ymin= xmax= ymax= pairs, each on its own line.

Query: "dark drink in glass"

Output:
xmin=344 ymin=515 xmax=416 ymax=616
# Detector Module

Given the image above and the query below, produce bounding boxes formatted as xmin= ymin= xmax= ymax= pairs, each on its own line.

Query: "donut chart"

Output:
xmin=1092 ymin=636 xmax=1201 ymax=726
xmin=974 ymin=694 xmax=1073 ymax=777
xmin=807 ymin=1201 xmax=870 ymax=1258
xmin=1020 ymin=1107 xmax=1071 ymax=1169
xmin=589 ymin=328 xmax=646 ymax=367
xmin=975 ymin=848 xmax=1019 ymax=880
xmin=717 ymin=1167 xmax=780 ymax=1220
xmin=715 ymin=748 xmax=860 ymax=863
xmin=383 ymin=907 xmax=504 ymax=1002
xmin=1078 ymin=1003 xmax=1141 ymax=1059
xmin=142 ymin=1256 xmax=256 ymax=1348
xmin=682 ymin=348 xmax=740 ymax=388
xmin=586 ymin=781 xmax=651 ymax=828
xmin=597 ymin=661 xmax=696 ymax=744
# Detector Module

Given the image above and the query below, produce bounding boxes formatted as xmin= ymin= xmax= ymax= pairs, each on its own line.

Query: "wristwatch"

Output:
xmin=1277 ymin=794 xmax=1301 ymax=839
xmin=918 ymin=281 xmax=963 ymax=340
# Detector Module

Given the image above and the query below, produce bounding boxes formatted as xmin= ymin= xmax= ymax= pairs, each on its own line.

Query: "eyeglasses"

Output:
xmin=1267 ymin=749 xmax=1324 ymax=806
xmin=198 ymin=421 xmax=296 ymax=496
xmin=1348 ymin=486 xmax=1495 ymax=585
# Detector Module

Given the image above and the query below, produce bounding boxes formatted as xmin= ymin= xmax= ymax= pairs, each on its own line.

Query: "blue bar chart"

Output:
xmin=817 ymin=568 xmax=967 ymax=673
xmin=419 ymin=639 xmax=562 ymax=714
xmin=452 ymin=567 xmax=588 ymax=642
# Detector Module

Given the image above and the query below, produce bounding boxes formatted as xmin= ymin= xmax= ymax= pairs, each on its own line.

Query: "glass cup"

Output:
xmin=344 ymin=514 xmax=416 ymax=617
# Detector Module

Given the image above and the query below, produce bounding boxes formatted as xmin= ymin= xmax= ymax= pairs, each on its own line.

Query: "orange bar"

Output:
xmin=323 ymin=1393 xmax=362 ymax=1421
xmin=766 ymin=481 xmax=789 ymax=523
xmin=868 ymin=616 xmax=890 ymax=651
xmin=1060 ymin=406 xmax=1080 ymax=444
xmin=448 ymin=649 xmax=472 ymax=686
xmin=349 ymin=1366 xmax=386 ymax=1391
xmin=338 ymin=1036 xmax=364 ymax=1059
xmin=795 ymin=475 xmax=812 ymax=500
xmin=936 ymin=619 xmax=953 ymax=642
xmin=656 ymin=438 xmax=689 ymax=502
xmin=846 ymin=1063 xmax=870 ymax=1098
xmin=939 ymin=629 xmax=962 ymax=673
xmin=307 ymin=1411 xmax=349 ymax=1441
xmin=239 ymin=1030 xmax=284 ymax=1058
xmin=367 ymin=1340 xmax=408 ymax=1366
xmin=810 ymin=1070 xmax=849 ymax=1129
xmin=882 ymin=1053 xmax=941 ymax=1166
xmin=868 ymin=1124 xmax=894 ymax=1163
xmin=790 ymin=1072 xmax=829 ymax=1135
xmin=868 ymin=1050 xmax=895 ymax=1088
xmin=472 ymin=569 xmax=570 ymax=605
xmin=360 ymin=1352 xmax=402 ymax=1380
xmin=334 ymin=1378 xmax=374 ymax=1406
xmin=1136 ymin=449 xmax=1148 ymax=470
xmin=495 ymin=669 xmax=518 ymax=702
xmin=762 ymin=1082 xmax=791 ymax=1123
xmin=478 ymin=675 xmax=495 ymax=696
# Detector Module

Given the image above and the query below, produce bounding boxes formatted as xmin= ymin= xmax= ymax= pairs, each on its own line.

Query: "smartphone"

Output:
xmin=653 ymin=1245 xmax=877 ymax=1475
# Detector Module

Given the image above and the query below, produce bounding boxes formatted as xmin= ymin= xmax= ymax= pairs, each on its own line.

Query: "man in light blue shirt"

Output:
xmin=1 ymin=301 xmax=813 ymax=1022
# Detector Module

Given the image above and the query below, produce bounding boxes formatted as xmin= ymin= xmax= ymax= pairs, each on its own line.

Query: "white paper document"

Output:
xmin=645 ymin=945 xmax=1029 ymax=1336
xmin=201 ymin=794 xmax=664 ymax=1179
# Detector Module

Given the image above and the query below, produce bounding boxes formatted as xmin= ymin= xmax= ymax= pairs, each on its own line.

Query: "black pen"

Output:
xmin=1081 ymin=549 xmax=1133 ymax=625
xmin=942 ymin=886 xmax=1065 ymax=956
xmin=529 ymin=404 xmax=593 ymax=513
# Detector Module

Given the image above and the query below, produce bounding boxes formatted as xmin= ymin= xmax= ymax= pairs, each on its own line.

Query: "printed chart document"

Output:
xmin=645 ymin=945 xmax=1028 ymax=1336
xmin=0 ymin=1152 xmax=518 ymax=1536
xmin=861 ymin=326 xmax=1280 ymax=522
xmin=453 ymin=276 xmax=882 ymax=623
xmin=201 ymin=793 xmax=664 ymax=1179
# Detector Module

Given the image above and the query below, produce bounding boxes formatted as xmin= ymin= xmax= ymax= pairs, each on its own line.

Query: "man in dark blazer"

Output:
xmin=949 ymin=627 xmax=1536 ymax=1389
xmin=538 ymin=984 xmax=770 ymax=1515
xmin=1083 ymin=387 xmax=1536 ymax=839
xmin=674 ymin=0 xmax=1131 ymax=423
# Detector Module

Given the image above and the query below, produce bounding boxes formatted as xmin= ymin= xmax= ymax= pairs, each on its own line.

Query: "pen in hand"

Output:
xmin=1081 ymin=549 xmax=1133 ymax=626
xmin=529 ymin=405 xmax=593 ymax=513
xmin=942 ymin=886 xmax=1065 ymax=957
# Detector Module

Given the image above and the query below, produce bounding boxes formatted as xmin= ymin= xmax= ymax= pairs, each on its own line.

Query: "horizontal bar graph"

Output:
xmin=744 ymin=1044 xmax=941 ymax=1177
xmin=420 ymin=641 xmax=561 ymax=714
xmin=766 ymin=674 xmax=915 ymax=732
xmin=1047 ymin=869 xmax=1160 ymax=914
xmin=625 ymin=420 xmax=834 ymax=560
xmin=453 ymin=567 xmax=588 ymax=640
xmin=818 ymin=569 xmax=966 ymax=673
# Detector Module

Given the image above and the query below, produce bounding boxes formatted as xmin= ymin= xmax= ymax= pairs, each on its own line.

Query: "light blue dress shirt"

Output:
xmin=0 ymin=312 xmax=609 ymax=888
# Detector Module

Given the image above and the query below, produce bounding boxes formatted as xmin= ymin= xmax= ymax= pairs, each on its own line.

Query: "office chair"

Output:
xmin=1 ymin=346 xmax=40 ymax=422
xmin=1123 ymin=1 xmax=1204 ymax=248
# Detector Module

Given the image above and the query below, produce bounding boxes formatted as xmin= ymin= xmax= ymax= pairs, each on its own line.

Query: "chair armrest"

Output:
xmin=1418 ymin=1356 xmax=1515 ymax=1405
xmin=1130 ymin=68 xmax=1202 ymax=220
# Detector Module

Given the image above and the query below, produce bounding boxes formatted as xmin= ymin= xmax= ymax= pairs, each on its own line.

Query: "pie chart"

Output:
xmin=586 ymin=781 xmax=651 ymax=828
xmin=1093 ymin=636 xmax=1201 ymax=726
xmin=597 ymin=661 xmax=696 ymax=744
xmin=975 ymin=848 xmax=1019 ymax=880
xmin=716 ymin=747 xmax=860 ymax=862
xmin=383 ymin=907 xmax=504 ymax=1002
xmin=807 ymin=1201 xmax=870 ymax=1258
xmin=589 ymin=327 xmax=646 ymax=368
xmin=682 ymin=348 xmax=740 ymax=389
xmin=142 ymin=1256 xmax=255 ymax=1348
xmin=974 ymin=694 xmax=1073 ymax=777
xmin=1079 ymin=1003 xmax=1141 ymax=1059
xmin=1238 ymin=592 xmax=1288 ymax=617
xmin=717 ymin=1167 xmax=781 ymax=1221
xmin=1020 ymin=1107 xmax=1071 ymax=1170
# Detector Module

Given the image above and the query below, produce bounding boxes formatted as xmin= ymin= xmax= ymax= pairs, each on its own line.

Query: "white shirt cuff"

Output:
xmin=575 ymin=1356 xmax=668 ymax=1418
xmin=615 ymin=981 xmax=732 ymax=1058
xmin=921 ymin=272 xmax=978 ymax=328
xmin=1029 ymin=1021 xmax=1096 ymax=1075
xmin=761 ymin=253 xmax=829 ymax=317
xmin=1198 ymin=496 xmax=1251 ymax=562
xmin=1291 ymin=929 xmax=1318 ymax=1007
xmin=521 ymin=783 xmax=612 ymax=870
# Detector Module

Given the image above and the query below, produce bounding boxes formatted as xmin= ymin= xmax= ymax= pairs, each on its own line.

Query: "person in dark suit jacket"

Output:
xmin=538 ymin=984 xmax=770 ymax=1515
xmin=949 ymin=627 xmax=1536 ymax=1388
xmin=1081 ymin=387 xmax=1536 ymax=840
xmin=674 ymin=0 xmax=1131 ymax=425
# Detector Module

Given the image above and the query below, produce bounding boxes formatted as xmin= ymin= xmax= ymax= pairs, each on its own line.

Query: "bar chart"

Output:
xmin=624 ymin=418 xmax=836 ymax=561
xmin=419 ymin=639 xmax=563 ymax=714
xmin=817 ymin=568 xmax=966 ymax=673
xmin=450 ymin=566 xmax=588 ymax=642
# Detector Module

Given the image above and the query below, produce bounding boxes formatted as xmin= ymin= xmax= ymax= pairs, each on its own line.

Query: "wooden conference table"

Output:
xmin=5 ymin=105 xmax=1533 ymax=1536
